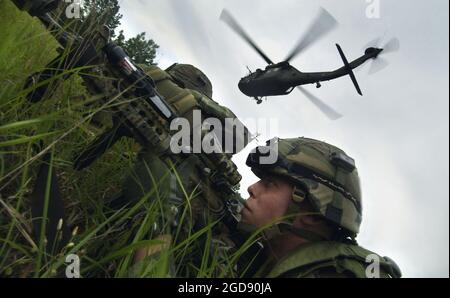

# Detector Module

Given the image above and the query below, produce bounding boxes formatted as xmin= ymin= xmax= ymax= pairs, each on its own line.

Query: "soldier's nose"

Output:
xmin=247 ymin=183 xmax=257 ymax=198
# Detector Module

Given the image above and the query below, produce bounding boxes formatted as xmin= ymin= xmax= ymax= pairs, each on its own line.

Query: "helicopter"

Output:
xmin=220 ymin=8 xmax=400 ymax=119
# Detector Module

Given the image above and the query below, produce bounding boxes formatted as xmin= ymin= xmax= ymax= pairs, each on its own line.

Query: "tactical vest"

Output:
xmin=255 ymin=241 xmax=402 ymax=278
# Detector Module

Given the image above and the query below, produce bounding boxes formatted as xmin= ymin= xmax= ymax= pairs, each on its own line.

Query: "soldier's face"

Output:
xmin=241 ymin=176 xmax=294 ymax=227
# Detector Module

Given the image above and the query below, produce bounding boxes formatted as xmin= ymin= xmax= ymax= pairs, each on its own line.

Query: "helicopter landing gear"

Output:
xmin=316 ymin=82 xmax=322 ymax=88
xmin=255 ymin=97 xmax=263 ymax=104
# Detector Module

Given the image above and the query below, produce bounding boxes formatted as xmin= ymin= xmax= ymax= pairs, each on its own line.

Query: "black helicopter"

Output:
xmin=220 ymin=8 xmax=399 ymax=119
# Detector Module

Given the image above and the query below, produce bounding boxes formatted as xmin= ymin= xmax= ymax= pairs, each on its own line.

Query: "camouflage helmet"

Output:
xmin=165 ymin=63 xmax=213 ymax=98
xmin=246 ymin=137 xmax=362 ymax=236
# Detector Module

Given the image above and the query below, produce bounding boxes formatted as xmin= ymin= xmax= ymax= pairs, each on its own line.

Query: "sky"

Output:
xmin=115 ymin=0 xmax=449 ymax=278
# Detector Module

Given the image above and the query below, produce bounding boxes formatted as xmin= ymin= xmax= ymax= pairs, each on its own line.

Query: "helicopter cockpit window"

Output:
xmin=266 ymin=67 xmax=281 ymax=73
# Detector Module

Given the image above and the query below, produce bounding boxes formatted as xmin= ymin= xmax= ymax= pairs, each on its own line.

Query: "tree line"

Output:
xmin=82 ymin=0 xmax=159 ymax=66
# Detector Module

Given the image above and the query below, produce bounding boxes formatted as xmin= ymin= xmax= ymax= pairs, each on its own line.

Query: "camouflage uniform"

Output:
xmin=245 ymin=137 xmax=402 ymax=278
xmin=123 ymin=63 xmax=248 ymax=217
xmin=121 ymin=64 xmax=249 ymax=277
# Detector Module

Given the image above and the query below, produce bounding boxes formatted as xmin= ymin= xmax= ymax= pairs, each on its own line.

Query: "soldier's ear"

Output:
xmin=299 ymin=213 xmax=323 ymax=227
xmin=294 ymin=199 xmax=324 ymax=227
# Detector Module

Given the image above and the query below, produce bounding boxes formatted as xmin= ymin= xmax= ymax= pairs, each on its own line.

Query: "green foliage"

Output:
xmin=81 ymin=0 xmax=159 ymax=65
xmin=82 ymin=0 xmax=122 ymax=36
xmin=115 ymin=30 xmax=159 ymax=66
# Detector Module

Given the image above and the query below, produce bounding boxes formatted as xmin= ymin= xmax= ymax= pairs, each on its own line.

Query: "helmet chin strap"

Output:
xmin=261 ymin=222 xmax=328 ymax=242
xmin=282 ymin=224 xmax=328 ymax=242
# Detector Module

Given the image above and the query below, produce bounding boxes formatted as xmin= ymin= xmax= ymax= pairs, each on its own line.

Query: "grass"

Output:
xmin=0 ymin=0 xmax=263 ymax=278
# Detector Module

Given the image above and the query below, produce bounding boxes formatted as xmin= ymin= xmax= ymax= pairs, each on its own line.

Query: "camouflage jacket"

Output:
xmin=253 ymin=241 xmax=402 ymax=278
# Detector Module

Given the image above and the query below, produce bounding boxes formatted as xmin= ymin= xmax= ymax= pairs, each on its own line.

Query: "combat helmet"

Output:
xmin=246 ymin=137 xmax=362 ymax=239
xmin=166 ymin=63 xmax=213 ymax=98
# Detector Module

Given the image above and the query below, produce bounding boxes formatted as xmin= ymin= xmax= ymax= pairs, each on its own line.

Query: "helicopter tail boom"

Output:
xmin=336 ymin=44 xmax=363 ymax=96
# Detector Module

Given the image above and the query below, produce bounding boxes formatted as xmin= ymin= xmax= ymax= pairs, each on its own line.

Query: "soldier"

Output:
xmin=121 ymin=63 xmax=250 ymax=276
xmin=240 ymin=137 xmax=402 ymax=278
xmin=120 ymin=62 xmax=248 ymax=210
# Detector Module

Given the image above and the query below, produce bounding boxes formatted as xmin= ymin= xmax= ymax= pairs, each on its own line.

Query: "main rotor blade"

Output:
xmin=284 ymin=7 xmax=338 ymax=63
xmin=297 ymin=86 xmax=342 ymax=120
xmin=220 ymin=9 xmax=274 ymax=65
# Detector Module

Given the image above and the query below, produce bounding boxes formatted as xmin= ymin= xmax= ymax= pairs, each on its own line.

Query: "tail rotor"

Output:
xmin=365 ymin=37 xmax=400 ymax=75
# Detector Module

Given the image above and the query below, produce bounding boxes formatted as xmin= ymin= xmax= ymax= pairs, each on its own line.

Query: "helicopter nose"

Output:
xmin=238 ymin=79 xmax=252 ymax=96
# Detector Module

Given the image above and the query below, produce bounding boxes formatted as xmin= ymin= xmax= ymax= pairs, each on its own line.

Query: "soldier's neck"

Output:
xmin=265 ymin=234 xmax=310 ymax=261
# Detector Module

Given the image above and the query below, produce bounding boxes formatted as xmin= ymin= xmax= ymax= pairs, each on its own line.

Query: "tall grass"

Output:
xmin=0 ymin=0 xmax=257 ymax=278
